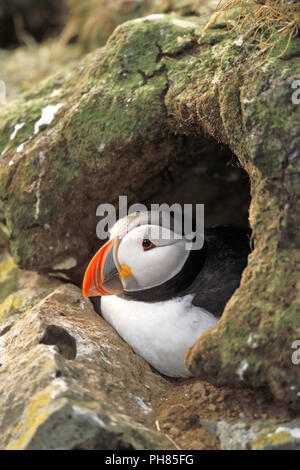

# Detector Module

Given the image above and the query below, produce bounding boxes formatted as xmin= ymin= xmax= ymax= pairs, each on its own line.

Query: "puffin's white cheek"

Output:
xmin=129 ymin=244 xmax=187 ymax=290
xmin=118 ymin=241 xmax=143 ymax=270
xmin=117 ymin=227 xmax=189 ymax=291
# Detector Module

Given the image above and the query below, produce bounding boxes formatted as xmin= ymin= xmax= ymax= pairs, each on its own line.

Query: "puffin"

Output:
xmin=82 ymin=211 xmax=250 ymax=378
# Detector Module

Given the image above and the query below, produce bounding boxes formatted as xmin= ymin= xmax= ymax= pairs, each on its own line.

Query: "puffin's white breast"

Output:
xmin=101 ymin=294 xmax=218 ymax=377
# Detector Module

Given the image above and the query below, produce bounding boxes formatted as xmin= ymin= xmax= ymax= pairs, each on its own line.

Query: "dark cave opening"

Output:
xmin=141 ymin=135 xmax=251 ymax=231
xmin=66 ymin=133 xmax=252 ymax=293
xmin=86 ymin=134 xmax=252 ymax=320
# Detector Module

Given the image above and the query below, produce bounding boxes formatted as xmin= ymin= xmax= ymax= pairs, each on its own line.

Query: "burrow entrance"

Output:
xmin=140 ymin=135 xmax=250 ymax=233
xmin=87 ymin=133 xmax=251 ymax=319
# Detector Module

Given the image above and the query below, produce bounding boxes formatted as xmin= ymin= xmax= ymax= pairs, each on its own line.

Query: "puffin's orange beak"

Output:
xmin=82 ymin=238 xmax=124 ymax=297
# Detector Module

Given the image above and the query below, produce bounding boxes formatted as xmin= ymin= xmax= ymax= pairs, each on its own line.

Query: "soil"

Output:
xmin=153 ymin=377 xmax=296 ymax=450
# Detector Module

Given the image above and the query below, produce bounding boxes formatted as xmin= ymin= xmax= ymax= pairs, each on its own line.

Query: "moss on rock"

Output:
xmin=0 ymin=284 xmax=175 ymax=450
xmin=0 ymin=12 xmax=299 ymax=406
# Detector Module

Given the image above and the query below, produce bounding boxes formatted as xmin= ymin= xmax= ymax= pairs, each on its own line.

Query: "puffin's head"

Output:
xmin=82 ymin=211 xmax=193 ymax=297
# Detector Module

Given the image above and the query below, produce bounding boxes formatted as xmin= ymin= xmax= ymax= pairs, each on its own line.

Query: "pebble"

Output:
xmin=192 ymin=382 xmax=204 ymax=394
xmin=207 ymin=404 xmax=216 ymax=412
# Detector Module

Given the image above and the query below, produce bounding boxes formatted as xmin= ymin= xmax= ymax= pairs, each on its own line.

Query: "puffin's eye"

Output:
xmin=142 ymin=239 xmax=155 ymax=251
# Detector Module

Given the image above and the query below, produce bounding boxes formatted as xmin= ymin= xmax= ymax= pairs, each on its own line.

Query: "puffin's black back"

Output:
xmin=187 ymin=226 xmax=250 ymax=317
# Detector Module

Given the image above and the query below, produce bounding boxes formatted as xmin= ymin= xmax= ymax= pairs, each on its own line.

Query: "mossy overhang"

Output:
xmin=0 ymin=13 xmax=299 ymax=406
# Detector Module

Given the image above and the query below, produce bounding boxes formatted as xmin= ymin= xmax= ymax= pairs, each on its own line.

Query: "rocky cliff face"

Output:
xmin=0 ymin=280 xmax=174 ymax=450
xmin=0 ymin=4 xmax=299 ymax=449
xmin=0 ymin=251 xmax=298 ymax=450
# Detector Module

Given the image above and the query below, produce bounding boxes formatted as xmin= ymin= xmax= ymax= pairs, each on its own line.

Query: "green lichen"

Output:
xmin=0 ymin=251 xmax=20 ymax=305
xmin=6 ymin=389 xmax=58 ymax=450
xmin=0 ymin=12 xmax=299 ymax=405
xmin=0 ymin=291 xmax=35 ymax=322
xmin=252 ymin=427 xmax=300 ymax=450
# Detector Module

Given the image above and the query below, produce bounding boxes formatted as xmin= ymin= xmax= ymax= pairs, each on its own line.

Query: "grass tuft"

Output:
xmin=194 ymin=0 xmax=300 ymax=57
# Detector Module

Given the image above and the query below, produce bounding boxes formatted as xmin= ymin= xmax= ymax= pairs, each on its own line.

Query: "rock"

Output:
xmin=0 ymin=251 xmax=20 ymax=305
xmin=0 ymin=12 xmax=299 ymax=407
xmin=0 ymin=0 xmax=200 ymax=99
xmin=215 ymin=418 xmax=300 ymax=450
xmin=0 ymin=282 xmax=175 ymax=450
xmin=0 ymin=250 xmax=60 ymax=317
xmin=0 ymin=255 xmax=296 ymax=449
xmin=216 ymin=419 xmax=261 ymax=450
xmin=252 ymin=417 xmax=300 ymax=450
xmin=0 ymin=14 xmax=250 ymax=280
xmin=207 ymin=404 xmax=216 ymax=412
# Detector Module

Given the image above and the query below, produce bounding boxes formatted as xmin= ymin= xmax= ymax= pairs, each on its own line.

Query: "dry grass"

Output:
xmin=0 ymin=40 xmax=81 ymax=100
xmin=60 ymin=0 xmax=140 ymax=48
xmin=194 ymin=0 xmax=300 ymax=56
xmin=58 ymin=0 xmax=158 ymax=52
